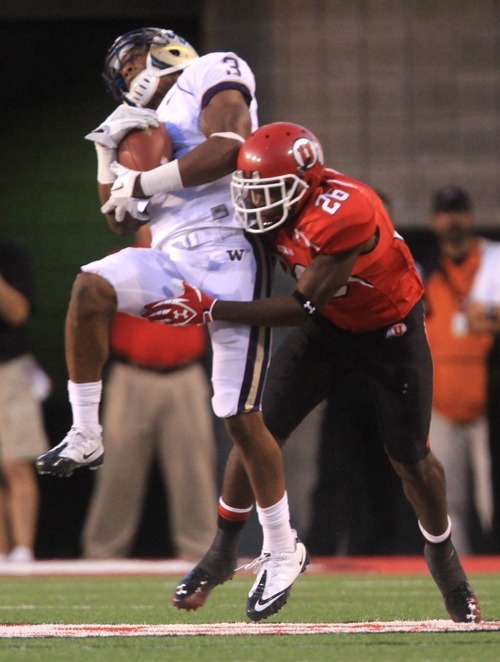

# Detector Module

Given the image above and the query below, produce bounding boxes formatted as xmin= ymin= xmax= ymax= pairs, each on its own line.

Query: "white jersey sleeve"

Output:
xmin=157 ymin=51 xmax=258 ymax=159
xmin=185 ymin=52 xmax=256 ymax=114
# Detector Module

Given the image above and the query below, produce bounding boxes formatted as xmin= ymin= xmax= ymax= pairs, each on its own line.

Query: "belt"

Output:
xmin=112 ymin=354 xmax=195 ymax=375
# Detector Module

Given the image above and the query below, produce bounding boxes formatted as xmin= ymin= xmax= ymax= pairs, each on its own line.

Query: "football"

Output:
xmin=117 ymin=123 xmax=173 ymax=171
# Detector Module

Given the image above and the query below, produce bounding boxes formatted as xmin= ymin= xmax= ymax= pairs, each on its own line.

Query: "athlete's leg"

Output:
xmin=429 ymin=412 xmax=472 ymax=554
xmin=65 ymin=272 xmax=117 ymax=383
xmin=374 ymin=304 xmax=480 ymax=623
xmin=172 ymin=237 xmax=316 ymax=618
xmin=36 ymin=248 xmax=184 ymax=476
xmin=391 ymin=452 xmax=480 ymax=623
xmin=35 ymin=271 xmax=114 ymax=476
xmin=390 ymin=451 xmax=448 ymax=537
xmin=224 ymin=411 xmax=284 ymax=508
xmin=173 ymin=322 xmax=333 ymax=614
xmin=219 ymin=444 xmax=254 ymax=509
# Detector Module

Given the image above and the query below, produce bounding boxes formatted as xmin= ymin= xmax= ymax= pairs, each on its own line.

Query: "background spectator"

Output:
xmin=468 ymin=239 xmax=500 ymax=551
xmin=82 ymin=225 xmax=218 ymax=559
xmin=0 ymin=236 xmax=49 ymax=562
xmin=423 ymin=186 xmax=494 ymax=554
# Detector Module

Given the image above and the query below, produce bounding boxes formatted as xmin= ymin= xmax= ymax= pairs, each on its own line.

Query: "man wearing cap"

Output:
xmin=424 ymin=186 xmax=495 ymax=554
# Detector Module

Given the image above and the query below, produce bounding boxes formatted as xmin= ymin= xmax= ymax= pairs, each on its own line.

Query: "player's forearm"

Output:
xmin=133 ymin=135 xmax=241 ymax=197
xmin=179 ymin=135 xmax=241 ymax=186
xmin=213 ymin=295 xmax=307 ymax=327
xmin=0 ymin=276 xmax=30 ymax=326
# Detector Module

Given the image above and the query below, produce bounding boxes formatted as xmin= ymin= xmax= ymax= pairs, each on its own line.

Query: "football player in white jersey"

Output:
xmin=35 ymin=28 xmax=308 ymax=621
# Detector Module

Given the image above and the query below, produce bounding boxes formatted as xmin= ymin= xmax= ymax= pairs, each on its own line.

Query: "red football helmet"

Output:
xmin=231 ymin=122 xmax=324 ymax=233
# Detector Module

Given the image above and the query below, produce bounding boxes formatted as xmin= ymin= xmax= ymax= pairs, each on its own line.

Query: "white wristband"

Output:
xmin=95 ymin=143 xmax=116 ymax=184
xmin=140 ymin=160 xmax=183 ymax=196
xmin=210 ymin=132 xmax=245 ymax=143
xmin=418 ymin=516 xmax=452 ymax=544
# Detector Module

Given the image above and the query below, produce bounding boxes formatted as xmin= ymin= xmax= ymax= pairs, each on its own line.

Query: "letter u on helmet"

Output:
xmin=102 ymin=27 xmax=198 ymax=106
xmin=231 ymin=122 xmax=325 ymax=233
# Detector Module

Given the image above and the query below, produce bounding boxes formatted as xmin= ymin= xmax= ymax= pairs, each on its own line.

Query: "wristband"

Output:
xmin=210 ymin=132 xmax=245 ymax=143
xmin=140 ymin=160 xmax=183 ymax=196
xmin=291 ymin=290 xmax=320 ymax=318
xmin=205 ymin=298 xmax=218 ymax=323
xmin=95 ymin=143 xmax=116 ymax=184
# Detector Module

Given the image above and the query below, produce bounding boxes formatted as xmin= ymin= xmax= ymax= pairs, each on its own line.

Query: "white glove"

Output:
xmin=85 ymin=106 xmax=159 ymax=149
xmin=127 ymin=199 xmax=151 ymax=222
xmin=101 ymin=162 xmax=143 ymax=222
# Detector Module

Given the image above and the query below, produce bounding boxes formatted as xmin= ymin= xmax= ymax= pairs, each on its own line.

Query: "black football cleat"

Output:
xmin=424 ymin=540 xmax=481 ymax=623
xmin=173 ymin=552 xmax=237 ymax=610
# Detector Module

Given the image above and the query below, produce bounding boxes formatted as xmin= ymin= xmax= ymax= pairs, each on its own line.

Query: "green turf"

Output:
xmin=0 ymin=573 xmax=498 ymax=661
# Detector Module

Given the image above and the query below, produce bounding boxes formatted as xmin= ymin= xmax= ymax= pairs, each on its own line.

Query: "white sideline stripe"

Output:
xmin=0 ymin=621 xmax=499 ymax=637
xmin=0 ymin=559 xmax=195 ymax=576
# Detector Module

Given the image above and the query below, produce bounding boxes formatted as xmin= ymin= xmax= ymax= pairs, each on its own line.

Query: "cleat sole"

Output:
xmin=36 ymin=453 xmax=104 ymax=478
xmin=172 ymin=571 xmax=234 ymax=611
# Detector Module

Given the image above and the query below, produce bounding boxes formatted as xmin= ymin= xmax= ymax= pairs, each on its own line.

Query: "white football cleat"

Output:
xmin=245 ymin=533 xmax=309 ymax=622
xmin=36 ymin=427 xmax=104 ymax=477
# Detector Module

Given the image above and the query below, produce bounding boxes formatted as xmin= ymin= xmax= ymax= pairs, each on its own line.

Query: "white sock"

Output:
xmin=257 ymin=492 xmax=295 ymax=553
xmin=68 ymin=380 xmax=102 ymax=435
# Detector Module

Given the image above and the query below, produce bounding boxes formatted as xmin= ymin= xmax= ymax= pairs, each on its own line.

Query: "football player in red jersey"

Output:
xmin=143 ymin=122 xmax=481 ymax=623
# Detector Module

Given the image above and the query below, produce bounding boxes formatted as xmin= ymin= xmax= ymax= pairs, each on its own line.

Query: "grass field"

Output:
xmin=0 ymin=564 xmax=499 ymax=661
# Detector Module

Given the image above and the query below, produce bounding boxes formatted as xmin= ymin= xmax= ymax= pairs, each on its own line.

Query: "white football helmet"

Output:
xmin=146 ymin=30 xmax=199 ymax=77
xmin=103 ymin=28 xmax=198 ymax=106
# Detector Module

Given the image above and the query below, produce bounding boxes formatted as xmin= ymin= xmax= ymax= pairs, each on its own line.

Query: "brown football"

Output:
xmin=117 ymin=123 xmax=173 ymax=171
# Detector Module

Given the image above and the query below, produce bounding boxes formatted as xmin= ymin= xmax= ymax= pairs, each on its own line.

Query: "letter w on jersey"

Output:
xmin=142 ymin=281 xmax=216 ymax=326
xmin=227 ymin=249 xmax=245 ymax=261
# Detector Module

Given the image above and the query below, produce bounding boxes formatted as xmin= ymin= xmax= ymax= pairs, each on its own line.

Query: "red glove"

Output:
xmin=141 ymin=281 xmax=217 ymax=326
